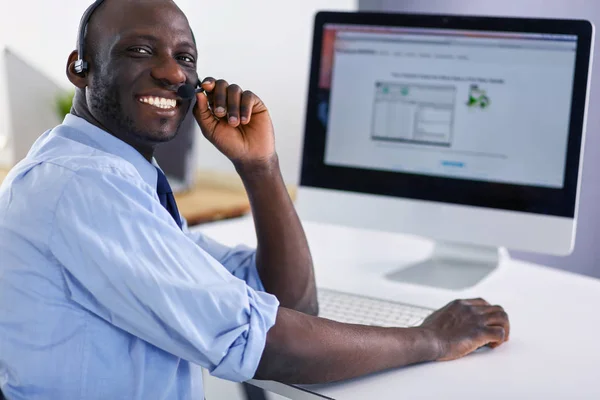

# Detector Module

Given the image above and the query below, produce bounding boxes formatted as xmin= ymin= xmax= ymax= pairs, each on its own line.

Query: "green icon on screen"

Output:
xmin=466 ymin=85 xmax=490 ymax=109
xmin=401 ymin=86 xmax=409 ymax=96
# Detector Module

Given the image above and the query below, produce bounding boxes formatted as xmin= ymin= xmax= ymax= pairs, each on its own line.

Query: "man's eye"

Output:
xmin=130 ymin=47 xmax=151 ymax=55
xmin=177 ymin=55 xmax=195 ymax=64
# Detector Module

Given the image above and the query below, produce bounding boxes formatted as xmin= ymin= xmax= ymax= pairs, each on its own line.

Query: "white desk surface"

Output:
xmin=195 ymin=217 xmax=600 ymax=400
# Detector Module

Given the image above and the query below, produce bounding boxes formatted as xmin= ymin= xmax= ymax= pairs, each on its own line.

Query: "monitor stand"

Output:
xmin=385 ymin=242 xmax=505 ymax=291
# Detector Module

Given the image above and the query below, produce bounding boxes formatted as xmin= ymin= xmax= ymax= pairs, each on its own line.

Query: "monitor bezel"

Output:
xmin=300 ymin=11 xmax=593 ymax=218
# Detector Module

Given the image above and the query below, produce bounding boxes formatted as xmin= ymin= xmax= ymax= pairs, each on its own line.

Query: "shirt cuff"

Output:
xmin=209 ymin=286 xmax=279 ymax=382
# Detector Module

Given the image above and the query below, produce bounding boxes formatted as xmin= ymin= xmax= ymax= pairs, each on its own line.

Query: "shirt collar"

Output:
xmin=61 ymin=113 xmax=159 ymax=190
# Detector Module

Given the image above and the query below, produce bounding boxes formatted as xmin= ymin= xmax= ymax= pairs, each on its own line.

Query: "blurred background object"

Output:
xmin=0 ymin=47 xmax=62 ymax=167
xmin=55 ymin=88 xmax=75 ymax=121
xmin=154 ymin=105 xmax=199 ymax=192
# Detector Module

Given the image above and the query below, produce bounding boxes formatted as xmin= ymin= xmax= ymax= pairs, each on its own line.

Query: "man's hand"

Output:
xmin=420 ymin=298 xmax=510 ymax=361
xmin=193 ymin=77 xmax=275 ymax=167
xmin=193 ymin=77 xmax=318 ymax=315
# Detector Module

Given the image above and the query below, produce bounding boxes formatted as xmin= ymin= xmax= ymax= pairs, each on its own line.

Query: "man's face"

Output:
xmin=86 ymin=1 xmax=198 ymax=144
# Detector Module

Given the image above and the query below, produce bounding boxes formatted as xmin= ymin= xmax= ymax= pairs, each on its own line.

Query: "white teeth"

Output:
xmin=139 ymin=96 xmax=177 ymax=110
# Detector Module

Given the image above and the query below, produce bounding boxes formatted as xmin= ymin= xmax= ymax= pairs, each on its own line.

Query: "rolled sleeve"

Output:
xmin=183 ymin=226 xmax=266 ymax=292
xmin=211 ymin=286 xmax=277 ymax=381
xmin=49 ymin=167 xmax=279 ymax=381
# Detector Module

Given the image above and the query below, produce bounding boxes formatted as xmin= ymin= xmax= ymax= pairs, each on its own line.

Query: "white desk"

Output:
xmin=195 ymin=217 xmax=600 ymax=400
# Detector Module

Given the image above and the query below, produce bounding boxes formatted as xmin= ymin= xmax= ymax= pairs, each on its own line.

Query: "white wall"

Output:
xmin=0 ymin=0 xmax=358 ymax=183
xmin=359 ymin=0 xmax=600 ymax=278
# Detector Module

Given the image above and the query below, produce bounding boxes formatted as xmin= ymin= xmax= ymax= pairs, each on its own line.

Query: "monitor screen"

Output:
xmin=301 ymin=13 xmax=593 ymax=218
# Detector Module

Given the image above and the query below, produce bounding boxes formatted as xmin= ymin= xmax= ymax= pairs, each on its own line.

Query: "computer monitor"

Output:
xmin=295 ymin=12 xmax=594 ymax=290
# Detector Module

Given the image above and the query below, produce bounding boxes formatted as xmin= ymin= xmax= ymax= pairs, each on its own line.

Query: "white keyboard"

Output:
xmin=317 ymin=288 xmax=433 ymax=328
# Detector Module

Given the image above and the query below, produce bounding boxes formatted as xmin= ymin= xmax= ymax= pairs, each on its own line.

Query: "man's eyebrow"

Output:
xmin=125 ymin=33 xmax=160 ymax=42
xmin=118 ymin=32 xmax=197 ymax=52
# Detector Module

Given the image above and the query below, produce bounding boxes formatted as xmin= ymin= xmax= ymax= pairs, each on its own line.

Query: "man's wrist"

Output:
xmin=234 ymin=153 xmax=280 ymax=181
xmin=420 ymin=326 xmax=445 ymax=361
xmin=401 ymin=326 xmax=445 ymax=363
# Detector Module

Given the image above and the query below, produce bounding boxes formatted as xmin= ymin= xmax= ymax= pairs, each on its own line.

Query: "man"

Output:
xmin=0 ymin=0 xmax=510 ymax=399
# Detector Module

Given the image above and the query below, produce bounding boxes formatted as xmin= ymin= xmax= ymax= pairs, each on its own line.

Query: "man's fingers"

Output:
xmin=473 ymin=305 xmax=510 ymax=340
xmin=226 ymin=84 xmax=243 ymax=127
xmin=194 ymin=92 xmax=218 ymax=135
xmin=200 ymin=77 xmax=216 ymax=109
xmin=240 ymin=91 xmax=256 ymax=125
xmin=212 ymin=79 xmax=229 ymax=118
xmin=484 ymin=311 xmax=510 ymax=328
xmin=484 ymin=310 xmax=510 ymax=342
xmin=200 ymin=77 xmax=216 ymax=92
xmin=476 ymin=305 xmax=505 ymax=315
xmin=481 ymin=325 xmax=506 ymax=347
xmin=455 ymin=298 xmax=491 ymax=307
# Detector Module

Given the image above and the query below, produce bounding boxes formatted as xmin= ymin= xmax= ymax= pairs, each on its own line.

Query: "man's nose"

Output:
xmin=151 ymin=56 xmax=187 ymax=87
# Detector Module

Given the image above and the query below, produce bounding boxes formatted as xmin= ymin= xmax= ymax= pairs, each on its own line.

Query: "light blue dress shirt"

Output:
xmin=0 ymin=114 xmax=280 ymax=400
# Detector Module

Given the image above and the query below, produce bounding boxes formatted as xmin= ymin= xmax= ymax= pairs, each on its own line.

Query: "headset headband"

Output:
xmin=74 ymin=0 xmax=105 ymax=74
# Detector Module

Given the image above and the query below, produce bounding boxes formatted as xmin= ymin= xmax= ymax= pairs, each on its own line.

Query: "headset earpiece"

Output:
xmin=74 ymin=59 xmax=88 ymax=75
xmin=75 ymin=0 xmax=105 ymax=77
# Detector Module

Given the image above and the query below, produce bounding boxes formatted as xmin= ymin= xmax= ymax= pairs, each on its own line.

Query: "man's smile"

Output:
xmin=137 ymin=95 xmax=178 ymax=110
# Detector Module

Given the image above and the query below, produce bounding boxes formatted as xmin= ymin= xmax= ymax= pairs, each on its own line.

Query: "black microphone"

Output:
xmin=177 ymin=84 xmax=204 ymax=100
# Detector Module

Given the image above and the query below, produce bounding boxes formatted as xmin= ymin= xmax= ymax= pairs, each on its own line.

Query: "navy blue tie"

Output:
xmin=156 ymin=167 xmax=183 ymax=230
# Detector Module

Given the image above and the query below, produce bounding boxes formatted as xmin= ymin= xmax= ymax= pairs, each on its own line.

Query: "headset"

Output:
xmin=74 ymin=0 xmax=106 ymax=75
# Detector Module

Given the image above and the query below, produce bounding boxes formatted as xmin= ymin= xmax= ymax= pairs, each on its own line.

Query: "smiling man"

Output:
xmin=0 ymin=0 xmax=510 ymax=399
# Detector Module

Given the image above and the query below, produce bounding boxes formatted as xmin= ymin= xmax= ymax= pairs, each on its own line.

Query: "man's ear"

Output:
xmin=66 ymin=50 xmax=87 ymax=89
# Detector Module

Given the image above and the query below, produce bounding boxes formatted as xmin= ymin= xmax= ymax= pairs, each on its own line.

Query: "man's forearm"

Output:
xmin=236 ymin=155 xmax=318 ymax=315
xmin=255 ymin=308 xmax=441 ymax=384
